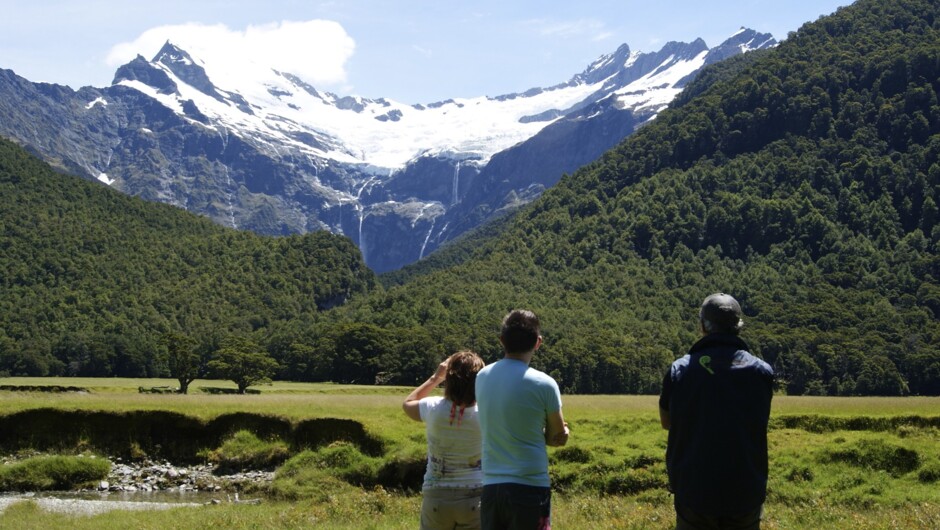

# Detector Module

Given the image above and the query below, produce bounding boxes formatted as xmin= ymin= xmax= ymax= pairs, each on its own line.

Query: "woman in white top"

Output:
xmin=403 ymin=351 xmax=485 ymax=530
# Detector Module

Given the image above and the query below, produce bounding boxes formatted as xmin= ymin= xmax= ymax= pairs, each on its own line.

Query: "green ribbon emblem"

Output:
xmin=699 ymin=355 xmax=715 ymax=375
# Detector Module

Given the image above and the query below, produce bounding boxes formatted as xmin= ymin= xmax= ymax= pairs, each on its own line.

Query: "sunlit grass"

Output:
xmin=1 ymin=379 xmax=938 ymax=529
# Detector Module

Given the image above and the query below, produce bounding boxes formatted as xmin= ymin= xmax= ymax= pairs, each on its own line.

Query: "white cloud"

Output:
xmin=411 ymin=45 xmax=433 ymax=58
xmin=105 ymin=19 xmax=355 ymax=87
xmin=525 ymin=18 xmax=608 ymax=39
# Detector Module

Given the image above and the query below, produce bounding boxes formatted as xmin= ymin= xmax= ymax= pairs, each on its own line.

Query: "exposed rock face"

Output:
xmin=0 ymin=31 xmax=775 ymax=273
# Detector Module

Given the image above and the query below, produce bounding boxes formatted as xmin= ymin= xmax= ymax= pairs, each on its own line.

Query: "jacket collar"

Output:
xmin=689 ymin=333 xmax=750 ymax=355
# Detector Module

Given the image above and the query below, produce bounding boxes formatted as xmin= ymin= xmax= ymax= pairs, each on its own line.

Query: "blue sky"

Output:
xmin=0 ymin=0 xmax=852 ymax=104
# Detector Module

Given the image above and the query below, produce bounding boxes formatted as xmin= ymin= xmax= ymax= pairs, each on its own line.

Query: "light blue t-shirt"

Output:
xmin=474 ymin=358 xmax=563 ymax=487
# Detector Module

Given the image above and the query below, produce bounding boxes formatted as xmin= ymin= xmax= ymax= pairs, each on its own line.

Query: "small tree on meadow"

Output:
xmin=208 ymin=336 xmax=279 ymax=394
xmin=161 ymin=332 xmax=201 ymax=394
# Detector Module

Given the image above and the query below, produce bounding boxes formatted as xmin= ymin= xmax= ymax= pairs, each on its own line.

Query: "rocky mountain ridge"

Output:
xmin=0 ymin=28 xmax=775 ymax=272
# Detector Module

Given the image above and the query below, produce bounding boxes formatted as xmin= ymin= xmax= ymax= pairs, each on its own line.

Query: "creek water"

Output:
xmin=0 ymin=490 xmax=222 ymax=516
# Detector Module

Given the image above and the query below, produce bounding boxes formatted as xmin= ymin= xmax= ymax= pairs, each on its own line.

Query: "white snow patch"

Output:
xmin=111 ymin=35 xmax=765 ymax=179
xmin=85 ymin=97 xmax=107 ymax=110
xmin=115 ymin=49 xmax=606 ymax=171
xmin=613 ymin=50 xmax=709 ymax=112
xmin=97 ymin=172 xmax=115 ymax=185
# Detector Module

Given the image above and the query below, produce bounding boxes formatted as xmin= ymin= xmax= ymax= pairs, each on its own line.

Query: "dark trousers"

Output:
xmin=675 ymin=502 xmax=763 ymax=530
xmin=481 ymin=483 xmax=552 ymax=530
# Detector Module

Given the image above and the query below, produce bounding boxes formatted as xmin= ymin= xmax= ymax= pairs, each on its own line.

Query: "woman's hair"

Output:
xmin=444 ymin=351 xmax=485 ymax=407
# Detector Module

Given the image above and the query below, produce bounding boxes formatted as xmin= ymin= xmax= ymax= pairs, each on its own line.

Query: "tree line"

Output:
xmin=306 ymin=0 xmax=940 ymax=396
xmin=2 ymin=0 xmax=939 ymax=396
xmin=0 ymin=136 xmax=376 ymax=380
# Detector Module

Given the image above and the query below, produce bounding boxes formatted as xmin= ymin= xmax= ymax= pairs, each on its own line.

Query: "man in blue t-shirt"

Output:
xmin=475 ymin=309 xmax=569 ymax=530
xmin=659 ymin=293 xmax=774 ymax=530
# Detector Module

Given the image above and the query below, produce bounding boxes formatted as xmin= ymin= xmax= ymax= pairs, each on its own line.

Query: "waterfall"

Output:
xmin=452 ymin=161 xmax=460 ymax=206
xmin=223 ymin=166 xmax=237 ymax=229
xmin=419 ymin=220 xmax=436 ymax=260
xmin=357 ymin=205 xmax=367 ymax=263
xmin=353 ymin=177 xmax=379 ymax=263
xmin=356 ymin=176 xmax=378 ymax=199
xmin=217 ymin=129 xmax=229 ymax=151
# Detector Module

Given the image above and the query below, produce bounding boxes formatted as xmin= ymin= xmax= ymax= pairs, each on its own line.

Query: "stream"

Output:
xmin=0 ymin=456 xmax=273 ymax=516
xmin=0 ymin=491 xmax=208 ymax=515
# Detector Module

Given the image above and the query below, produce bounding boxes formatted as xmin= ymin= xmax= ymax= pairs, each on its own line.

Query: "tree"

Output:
xmin=207 ymin=336 xmax=279 ymax=394
xmin=161 ymin=332 xmax=201 ymax=394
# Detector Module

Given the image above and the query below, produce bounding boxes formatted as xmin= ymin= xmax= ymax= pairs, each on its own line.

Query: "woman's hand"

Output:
xmin=403 ymin=357 xmax=450 ymax=421
xmin=431 ymin=359 xmax=449 ymax=384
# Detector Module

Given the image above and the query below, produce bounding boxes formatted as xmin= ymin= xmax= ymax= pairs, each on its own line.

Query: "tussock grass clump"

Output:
xmin=785 ymin=466 xmax=815 ymax=482
xmin=624 ymin=453 xmax=660 ymax=469
xmin=0 ymin=455 xmax=110 ymax=491
xmin=553 ymin=445 xmax=593 ymax=463
xmin=266 ymin=443 xmax=385 ymax=500
xmin=551 ymin=452 xmax=668 ymax=496
xmin=918 ymin=463 xmax=940 ymax=483
xmin=773 ymin=414 xmax=940 ymax=433
xmin=603 ymin=468 xmax=667 ymax=495
xmin=821 ymin=438 xmax=920 ymax=475
xmin=207 ymin=430 xmax=290 ymax=473
xmin=376 ymin=451 xmax=426 ymax=491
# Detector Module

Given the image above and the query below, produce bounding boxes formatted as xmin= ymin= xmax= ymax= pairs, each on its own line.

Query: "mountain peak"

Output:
xmin=580 ymin=43 xmax=635 ymax=84
xmin=112 ymin=54 xmax=179 ymax=95
xmin=704 ymin=28 xmax=777 ymax=64
xmin=150 ymin=41 xmax=219 ymax=97
xmin=153 ymin=41 xmax=196 ymax=68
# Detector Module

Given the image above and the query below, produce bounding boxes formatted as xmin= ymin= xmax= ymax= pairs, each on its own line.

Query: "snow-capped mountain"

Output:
xmin=0 ymin=28 xmax=775 ymax=272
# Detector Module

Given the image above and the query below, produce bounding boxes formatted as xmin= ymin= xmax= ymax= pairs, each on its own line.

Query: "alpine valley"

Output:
xmin=0 ymin=29 xmax=774 ymax=272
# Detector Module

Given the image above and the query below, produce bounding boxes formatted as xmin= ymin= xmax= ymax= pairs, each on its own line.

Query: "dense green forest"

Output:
xmin=0 ymin=137 xmax=376 ymax=377
xmin=306 ymin=0 xmax=940 ymax=395
xmin=3 ymin=0 xmax=940 ymax=396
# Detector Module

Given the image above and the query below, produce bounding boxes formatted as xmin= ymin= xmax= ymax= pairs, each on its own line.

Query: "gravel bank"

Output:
xmin=1 ymin=454 xmax=273 ymax=516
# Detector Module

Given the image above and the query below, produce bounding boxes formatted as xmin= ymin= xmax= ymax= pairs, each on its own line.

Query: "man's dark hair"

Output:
xmin=500 ymin=309 xmax=541 ymax=354
xmin=699 ymin=293 xmax=744 ymax=335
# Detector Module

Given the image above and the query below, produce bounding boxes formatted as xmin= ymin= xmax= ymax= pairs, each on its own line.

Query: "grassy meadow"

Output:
xmin=0 ymin=377 xmax=938 ymax=529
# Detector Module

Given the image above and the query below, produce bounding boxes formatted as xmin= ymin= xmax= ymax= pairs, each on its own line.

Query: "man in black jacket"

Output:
xmin=659 ymin=293 xmax=774 ymax=530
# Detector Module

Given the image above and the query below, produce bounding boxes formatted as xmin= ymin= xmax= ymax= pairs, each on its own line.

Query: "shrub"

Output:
xmin=0 ymin=455 xmax=110 ymax=491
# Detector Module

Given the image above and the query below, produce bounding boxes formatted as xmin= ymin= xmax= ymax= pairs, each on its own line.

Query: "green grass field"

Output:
xmin=1 ymin=377 xmax=938 ymax=529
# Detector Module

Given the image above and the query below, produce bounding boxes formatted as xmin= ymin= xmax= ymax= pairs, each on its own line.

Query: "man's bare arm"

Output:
xmin=545 ymin=410 xmax=569 ymax=446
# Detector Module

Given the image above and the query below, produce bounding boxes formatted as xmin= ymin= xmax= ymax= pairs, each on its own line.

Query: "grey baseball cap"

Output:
xmin=699 ymin=293 xmax=744 ymax=333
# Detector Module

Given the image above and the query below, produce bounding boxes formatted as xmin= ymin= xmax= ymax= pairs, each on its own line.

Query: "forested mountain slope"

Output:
xmin=313 ymin=0 xmax=940 ymax=395
xmin=0 ymin=137 xmax=376 ymax=377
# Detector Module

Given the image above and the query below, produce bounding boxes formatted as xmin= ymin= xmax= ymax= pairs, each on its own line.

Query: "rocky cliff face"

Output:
xmin=0 ymin=31 xmax=775 ymax=272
